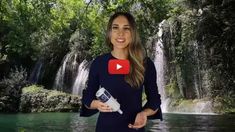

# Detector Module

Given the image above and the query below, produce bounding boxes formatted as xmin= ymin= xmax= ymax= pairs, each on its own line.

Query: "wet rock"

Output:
xmin=20 ymin=85 xmax=81 ymax=113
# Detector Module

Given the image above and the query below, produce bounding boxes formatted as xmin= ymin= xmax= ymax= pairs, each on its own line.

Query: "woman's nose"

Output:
xmin=117 ymin=29 xmax=124 ymax=36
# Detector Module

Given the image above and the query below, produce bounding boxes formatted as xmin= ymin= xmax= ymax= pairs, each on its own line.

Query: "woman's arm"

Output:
xmin=128 ymin=108 xmax=158 ymax=129
xmin=87 ymin=99 xmax=112 ymax=112
xmin=142 ymin=108 xmax=158 ymax=116
xmin=129 ymin=58 xmax=162 ymax=129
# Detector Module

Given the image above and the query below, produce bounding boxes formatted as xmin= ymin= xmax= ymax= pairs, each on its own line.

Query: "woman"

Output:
xmin=80 ymin=12 xmax=162 ymax=132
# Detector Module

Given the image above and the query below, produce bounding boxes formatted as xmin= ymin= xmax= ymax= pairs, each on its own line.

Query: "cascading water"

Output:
xmin=29 ymin=59 xmax=44 ymax=83
xmin=154 ymin=20 xmax=168 ymax=112
xmin=192 ymin=40 xmax=203 ymax=99
xmin=53 ymin=52 xmax=79 ymax=92
xmin=53 ymin=51 xmax=90 ymax=96
xmin=153 ymin=19 xmax=214 ymax=114
xmin=72 ymin=60 xmax=89 ymax=96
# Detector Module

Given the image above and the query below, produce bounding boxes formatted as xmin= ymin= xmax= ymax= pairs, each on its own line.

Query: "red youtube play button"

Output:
xmin=108 ymin=59 xmax=130 ymax=74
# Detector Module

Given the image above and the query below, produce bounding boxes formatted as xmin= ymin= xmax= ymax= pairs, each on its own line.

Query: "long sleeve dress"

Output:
xmin=80 ymin=53 xmax=162 ymax=132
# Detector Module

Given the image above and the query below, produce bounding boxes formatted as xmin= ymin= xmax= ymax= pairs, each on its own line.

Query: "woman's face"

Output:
xmin=110 ymin=15 xmax=132 ymax=50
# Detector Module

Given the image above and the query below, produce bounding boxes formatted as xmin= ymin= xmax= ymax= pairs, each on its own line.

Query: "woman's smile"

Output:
xmin=116 ymin=38 xmax=126 ymax=43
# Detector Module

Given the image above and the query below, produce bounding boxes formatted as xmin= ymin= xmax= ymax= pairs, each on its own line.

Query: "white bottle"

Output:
xmin=96 ymin=87 xmax=123 ymax=114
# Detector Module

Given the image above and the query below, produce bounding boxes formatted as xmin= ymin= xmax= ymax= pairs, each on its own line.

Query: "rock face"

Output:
xmin=0 ymin=96 xmax=20 ymax=112
xmin=0 ymin=67 xmax=28 ymax=113
xmin=20 ymin=85 xmax=81 ymax=112
xmin=145 ymin=0 xmax=235 ymax=113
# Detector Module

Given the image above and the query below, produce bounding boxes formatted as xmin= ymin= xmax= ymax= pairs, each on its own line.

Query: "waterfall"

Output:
xmin=53 ymin=52 xmax=79 ymax=92
xmin=194 ymin=101 xmax=213 ymax=113
xmin=193 ymin=40 xmax=203 ymax=98
xmin=72 ymin=60 xmax=89 ymax=96
xmin=29 ymin=59 xmax=43 ymax=83
xmin=53 ymin=51 xmax=90 ymax=96
xmin=192 ymin=40 xmax=211 ymax=99
xmin=153 ymin=19 xmax=214 ymax=114
xmin=173 ymin=99 xmax=214 ymax=114
xmin=154 ymin=20 xmax=168 ymax=112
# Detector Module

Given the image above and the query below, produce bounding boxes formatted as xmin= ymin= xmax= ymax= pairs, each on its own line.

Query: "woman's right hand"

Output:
xmin=90 ymin=100 xmax=113 ymax=112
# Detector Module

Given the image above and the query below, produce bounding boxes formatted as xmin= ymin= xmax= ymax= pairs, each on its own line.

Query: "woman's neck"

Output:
xmin=111 ymin=49 xmax=128 ymax=60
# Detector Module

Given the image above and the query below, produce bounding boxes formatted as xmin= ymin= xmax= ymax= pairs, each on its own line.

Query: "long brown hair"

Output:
xmin=106 ymin=12 xmax=146 ymax=88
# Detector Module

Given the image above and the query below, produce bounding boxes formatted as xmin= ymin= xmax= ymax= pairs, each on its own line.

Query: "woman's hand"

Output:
xmin=90 ymin=100 xmax=112 ymax=112
xmin=128 ymin=111 xmax=147 ymax=129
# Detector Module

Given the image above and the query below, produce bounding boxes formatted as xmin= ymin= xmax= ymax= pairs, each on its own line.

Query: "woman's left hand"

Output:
xmin=128 ymin=111 xmax=147 ymax=129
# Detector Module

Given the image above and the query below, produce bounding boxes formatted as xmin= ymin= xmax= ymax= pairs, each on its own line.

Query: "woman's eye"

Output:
xmin=112 ymin=27 xmax=118 ymax=30
xmin=124 ymin=27 xmax=130 ymax=30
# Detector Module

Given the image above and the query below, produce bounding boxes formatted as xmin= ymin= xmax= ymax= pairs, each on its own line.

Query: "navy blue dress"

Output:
xmin=80 ymin=53 xmax=162 ymax=132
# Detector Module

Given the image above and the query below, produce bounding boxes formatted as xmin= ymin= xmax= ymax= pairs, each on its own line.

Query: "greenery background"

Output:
xmin=0 ymin=0 xmax=234 ymax=113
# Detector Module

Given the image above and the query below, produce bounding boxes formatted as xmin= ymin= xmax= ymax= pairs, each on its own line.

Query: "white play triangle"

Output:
xmin=116 ymin=64 xmax=122 ymax=70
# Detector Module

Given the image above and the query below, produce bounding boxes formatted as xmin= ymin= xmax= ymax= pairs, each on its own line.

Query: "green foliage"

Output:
xmin=0 ymin=66 xmax=28 ymax=97
xmin=1 ymin=0 xmax=52 ymax=60
xmin=214 ymin=95 xmax=235 ymax=114
xmin=176 ymin=11 xmax=197 ymax=63
xmin=18 ymin=127 xmax=26 ymax=132
xmin=133 ymin=0 xmax=173 ymax=43
xmin=20 ymin=84 xmax=81 ymax=112
xmin=0 ymin=0 xmax=178 ymax=88
xmin=168 ymin=5 xmax=185 ymax=16
xmin=196 ymin=0 xmax=235 ymax=99
xmin=0 ymin=0 xmax=86 ymax=63
xmin=22 ymin=84 xmax=67 ymax=97
xmin=0 ymin=66 xmax=28 ymax=112
xmin=165 ymin=80 xmax=181 ymax=98
xmin=84 ymin=0 xmax=174 ymax=56
xmin=0 ymin=0 xmax=175 ymax=63
xmin=0 ymin=54 xmax=7 ymax=64
xmin=82 ymin=3 xmax=110 ymax=57
xmin=47 ymin=89 xmax=67 ymax=99
xmin=22 ymin=85 xmax=44 ymax=94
